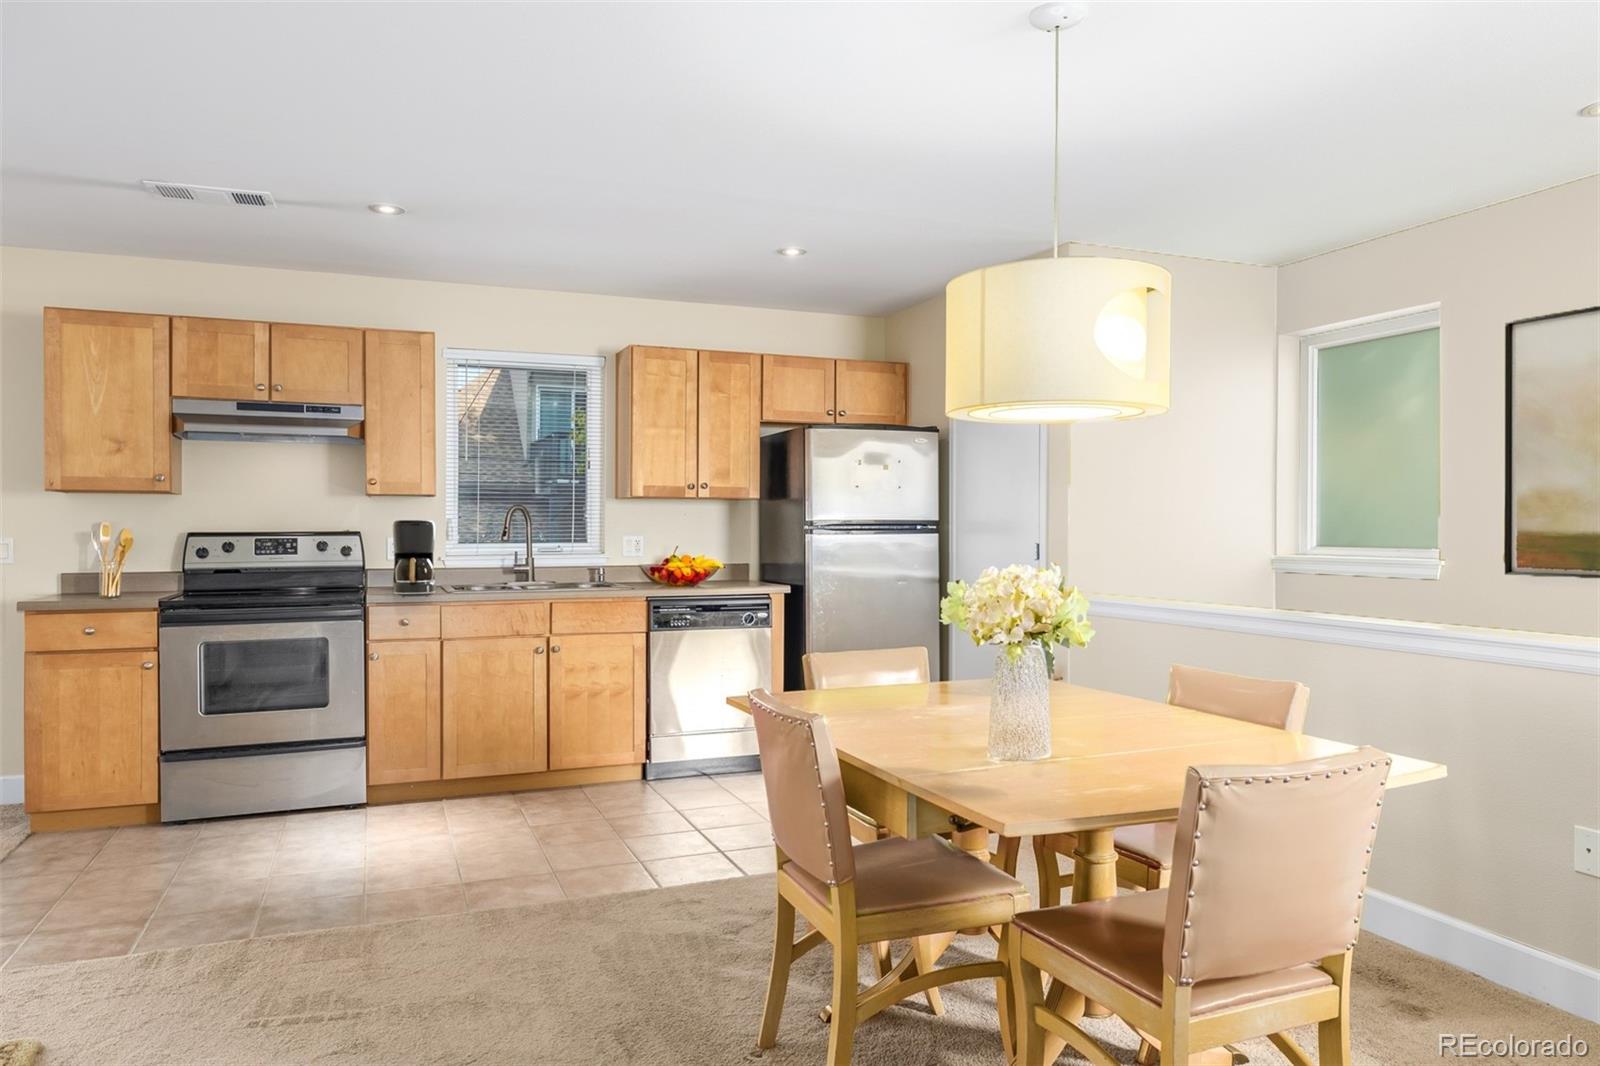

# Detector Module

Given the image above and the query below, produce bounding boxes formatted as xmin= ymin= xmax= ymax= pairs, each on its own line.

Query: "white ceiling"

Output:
xmin=3 ymin=1 xmax=1596 ymax=315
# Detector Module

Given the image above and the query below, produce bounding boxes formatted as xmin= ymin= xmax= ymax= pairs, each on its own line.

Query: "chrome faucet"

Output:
xmin=500 ymin=505 xmax=536 ymax=582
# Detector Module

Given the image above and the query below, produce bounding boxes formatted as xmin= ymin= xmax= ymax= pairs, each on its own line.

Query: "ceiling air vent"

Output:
xmin=142 ymin=180 xmax=276 ymax=208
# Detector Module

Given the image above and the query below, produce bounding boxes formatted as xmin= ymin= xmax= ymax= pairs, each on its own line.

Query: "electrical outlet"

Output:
xmin=386 ymin=537 xmax=395 ymax=562
xmin=1577 ymin=826 xmax=1600 ymax=877
xmin=622 ymin=535 xmax=644 ymax=558
xmin=0 ymin=538 xmax=13 ymax=564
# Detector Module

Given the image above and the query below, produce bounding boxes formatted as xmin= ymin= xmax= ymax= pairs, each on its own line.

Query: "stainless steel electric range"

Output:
xmin=157 ymin=531 xmax=367 ymax=822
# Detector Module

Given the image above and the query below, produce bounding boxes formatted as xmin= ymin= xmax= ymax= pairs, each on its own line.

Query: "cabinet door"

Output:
xmin=618 ymin=346 xmax=697 ymax=498
xmin=171 ymin=316 xmax=269 ymax=400
xmin=441 ymin=637 xmax=547 ymax=778
xmin=269 ymin=323 xmax=365 ymax=404
xmin=43 ymin=308 xmax=177 ymax=493
xmin=696 ymin=350 xmax=761 ymax=498
xmin=760 ymin=355 xmax=836 ymax=423
xmin=835 ymin=359 xmax=908 ymax=424
xmin=548 ymin=633 xmax=646 ymax=770
xmin=363 ymin=330 xmax=436 ymax=495
xmin=367 ymin=639 xmax=442 ymax=785
xmin=24 ymin=649 xmax=158 ymax=811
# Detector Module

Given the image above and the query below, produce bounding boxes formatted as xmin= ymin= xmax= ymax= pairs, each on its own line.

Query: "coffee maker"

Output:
xmin=392 ymin=520 xmax=436 ymax=595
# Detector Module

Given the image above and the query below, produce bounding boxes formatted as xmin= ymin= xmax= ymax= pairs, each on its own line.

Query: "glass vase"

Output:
xmin=988 ymin=644 xmax=1051 ymax=761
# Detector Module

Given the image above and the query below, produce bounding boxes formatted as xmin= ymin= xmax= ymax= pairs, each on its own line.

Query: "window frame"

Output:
xmin=443 ymin=347 xmax=606 ymax=567
xmin=1272 ymin=306 xmax=1443 ymax=580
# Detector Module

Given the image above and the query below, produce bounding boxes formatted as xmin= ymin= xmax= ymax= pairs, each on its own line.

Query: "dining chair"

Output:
xmin=749 ymin=689 xmax=1032 ymax=1066
xmin=1010 ymin=746 xmax=1391 ymax=1066
xmin=1032 ymin=664 xmax=1311 ymax=905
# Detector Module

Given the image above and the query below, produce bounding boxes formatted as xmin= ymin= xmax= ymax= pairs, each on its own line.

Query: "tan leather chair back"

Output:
xmin=748 ymin=690 xmax=856 ymax=887
xmin=1162 ymin=746 xmax=1390 ymax=986
xmin=803 ymin=647 xmax=931 ymax=690
xmin=1168 ymin=664 xmax=1310 ymax=733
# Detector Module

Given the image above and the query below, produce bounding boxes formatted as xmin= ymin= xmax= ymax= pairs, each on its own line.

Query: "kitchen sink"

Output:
xmin=441 ymin=581 xmax=560 ymax=593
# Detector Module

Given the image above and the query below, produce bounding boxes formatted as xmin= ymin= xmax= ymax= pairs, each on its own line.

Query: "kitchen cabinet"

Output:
xmin=363 ymin=329 xmax=437 ymax=496
xmin=761 ymin=354 xmax=836 ymax=424
xmin=696 ymin=350 xmax=762 ymax=498
xmin=616 ymin=345 xmax=698 ymax=498
xmin=43 ymin=308 xmax=178 ymax=493
xmin=835 ymin=358 xmax=909 ymax=425
xmin=171 ymin=316 xmax=270 ymax=400
xmin=441 ymin=636 xmax=548 ymax=779
xmin=548 ymin=633 xmax=646 ymax=770
xmin=269 ymin=323 xmax=365 ymax=404
xmin=366 ymin=639 xmax=442 ymax=785
xmin=761 ymin=354 xmax=910 ymax=426
xmin=23 ymin=610 xmax=159 ymax=812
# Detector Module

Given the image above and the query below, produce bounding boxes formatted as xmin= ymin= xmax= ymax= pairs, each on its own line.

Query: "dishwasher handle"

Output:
xmin=649 ymin=596 xmax=772 ymax=632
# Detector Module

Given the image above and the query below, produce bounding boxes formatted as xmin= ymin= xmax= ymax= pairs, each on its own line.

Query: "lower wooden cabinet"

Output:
xmin=23 ymin=648 xmax=158 ymax=812
xmin=548 ymin=633 xmax=647 ymax=770
xmin=441 ymin=636 xmax=549 ymax=779
xmin=366 ymin=639 xmax=442 ymax=785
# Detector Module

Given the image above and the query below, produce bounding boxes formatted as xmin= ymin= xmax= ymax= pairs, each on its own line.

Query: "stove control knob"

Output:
xmin=316 ymin=540 xmax=329 ymax=553
xmin=221 ymin=541 xmax=235 ymax=554
xmin=195 ymin=546 xmax=210 ymax=559
xmin=742 ymin=612 xmax=757 ymax=627
xmin=340 ymin=545 xmax=353 ymax=557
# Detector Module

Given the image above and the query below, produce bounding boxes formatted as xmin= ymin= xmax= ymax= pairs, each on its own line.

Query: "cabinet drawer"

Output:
xmin=26 ymin=611 xmax=157 ymax=653
xmin=368 ymin=605 xmax=442 ymax=641
xmin=441 ymin=601 xmax=551 ymax=639
xmin=550 ymin=599 xmax=647 ymax=634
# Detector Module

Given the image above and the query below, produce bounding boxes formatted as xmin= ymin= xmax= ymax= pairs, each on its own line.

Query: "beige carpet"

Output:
xmin=1 ymin=874 xmax=1593 ymax=1065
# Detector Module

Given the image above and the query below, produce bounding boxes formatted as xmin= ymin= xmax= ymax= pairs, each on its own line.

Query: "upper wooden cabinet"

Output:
xmin=617 ymin=346 xmax=699 ymax=498
xmin=269 ymin=323 xmax=364 ymax=404
xmin=835 ymin=359 xmax=909 ymax=425
xmin=696 ymin=350 xmax=761 ymax=498
xmin=363 ymin=329 xmax=437 ymax=496
xmin=171 ymin=316 xmax=270 ymax=400
xmin=761 ymin=355 xmax=836 ymax=423
xmin=761 ymin=354 xmax=909 ymax=426
xmin=44 ymin=308 xmax=178 ymax=493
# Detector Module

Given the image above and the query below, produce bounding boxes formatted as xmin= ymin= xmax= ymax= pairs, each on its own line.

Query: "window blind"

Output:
xmin=443 ymin=348 xmax=605 ymax=564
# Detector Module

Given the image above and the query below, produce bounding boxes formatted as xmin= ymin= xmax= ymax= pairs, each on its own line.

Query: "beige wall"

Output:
xmin=1276 ymin=176 xmax=1600 ymax=636
xmin=0 ymin=246 xmax=884 ymax=776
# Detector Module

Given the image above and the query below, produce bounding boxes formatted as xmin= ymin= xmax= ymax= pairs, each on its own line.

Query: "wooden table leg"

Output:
xmin=1072 ymin=827 xmax=1118 ymax=1018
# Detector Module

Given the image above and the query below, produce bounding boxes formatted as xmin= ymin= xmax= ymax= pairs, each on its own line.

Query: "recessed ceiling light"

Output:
xmin=1581 ymin=102 xmax=1600 ymax=118
xmin=776 ymin=246 xmax=807 ymax=258
xmin=368 ymin=202 xmax=406 ymax=216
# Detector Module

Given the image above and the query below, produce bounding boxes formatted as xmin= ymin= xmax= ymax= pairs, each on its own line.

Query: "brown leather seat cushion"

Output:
xmin=1113 ymin=821 xmax=1176 ymax=871
xmin=1014 ymin=890 xmax=1333 ymax=1015
xmin=784 ymin=836 xmax=1026 ymax=917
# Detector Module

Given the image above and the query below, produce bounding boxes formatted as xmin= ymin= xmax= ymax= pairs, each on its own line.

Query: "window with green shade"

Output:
xmin=1311 ymin=320 xmax=1440 ymax=551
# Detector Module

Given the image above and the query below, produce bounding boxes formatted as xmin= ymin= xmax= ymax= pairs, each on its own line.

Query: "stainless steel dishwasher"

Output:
xmin=646 ymin=596 xmax=771 ymax=779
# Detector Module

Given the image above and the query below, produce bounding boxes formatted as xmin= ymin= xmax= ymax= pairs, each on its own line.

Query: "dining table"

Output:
xmin=728 ymin=678 xmax=1448 ymax=1064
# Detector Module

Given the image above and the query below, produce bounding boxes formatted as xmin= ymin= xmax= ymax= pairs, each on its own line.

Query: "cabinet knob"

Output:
xmin=368 ymin=478 xmax=378 ymax=486
xmin=686 ymin=483 xmax=694 ymax=490
xmin=154 ymin=474 xmax=167 ymax=482
xmin=838 ymin=410 xmax=847 ymax=417
xmin=399 ymin=618 xmax=411 ymax=626
xmin=369 ymin=652 xmax=380 ymax=661
xmin=826 ymin=409 xmax=835 ymax=416
xmin=141 ymin=661 xmax=154 ymax=670
xmin=273 ymin=384 xmax=284 ymax=392
xmin=255 ymin=383 xmax=267 ymax=391
xmin=550 ymin=644 xmax=561 ymax=653
xmin=535 ymin=645 xmax=546 ymax=655
xmin=82 ymin=626 xmax=96 ymax=635
xmin=700 ymin=482 xmax=708 ymax=490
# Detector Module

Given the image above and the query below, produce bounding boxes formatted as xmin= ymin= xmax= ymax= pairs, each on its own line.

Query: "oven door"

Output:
xmin=159 ymin=614 xmax=365 ymax=752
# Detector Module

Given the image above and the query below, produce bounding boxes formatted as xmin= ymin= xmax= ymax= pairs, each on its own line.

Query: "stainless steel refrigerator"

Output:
xmin=760 ymin=425 xmax=941 ymax=686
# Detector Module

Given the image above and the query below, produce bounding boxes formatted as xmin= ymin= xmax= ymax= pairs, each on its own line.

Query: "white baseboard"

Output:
xmin=1362 ymin=888 xmax=1600 ymax=1023
xmin=0 ymin=775 xmax=21 ymax=805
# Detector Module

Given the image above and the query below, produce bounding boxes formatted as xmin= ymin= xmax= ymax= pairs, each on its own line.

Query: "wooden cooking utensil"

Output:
xmin=110 ymin=528 xmax=134 ymax=596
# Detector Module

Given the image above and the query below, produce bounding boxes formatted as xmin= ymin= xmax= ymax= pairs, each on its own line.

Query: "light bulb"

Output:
xmin=1094 ymin=289 xmax=1149 ymax=376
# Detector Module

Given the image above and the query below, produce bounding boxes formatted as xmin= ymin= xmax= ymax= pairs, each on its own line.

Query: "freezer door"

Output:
xmin=806 ymin=427 xmax=939 ymax=523
xmin=806 ymin=530 xmax=941 ymax=677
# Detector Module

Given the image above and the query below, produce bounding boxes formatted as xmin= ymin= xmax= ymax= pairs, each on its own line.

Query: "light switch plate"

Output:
xmin=1577 ymin=826 xmax=1600 ymax=877
xmin=0 ymin=538 xmax=13 ymax=564
xmin=622 ymin=535 xmax=644 ymax=558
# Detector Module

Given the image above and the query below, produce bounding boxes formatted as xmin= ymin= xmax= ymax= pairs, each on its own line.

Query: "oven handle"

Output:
xmin=160 ymin=737 xmax=366 ymax=762
xmin=159 ymin=605 xmax=365 ymax=627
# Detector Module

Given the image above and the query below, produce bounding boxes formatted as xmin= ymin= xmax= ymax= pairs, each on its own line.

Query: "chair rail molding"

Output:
xmin=1088 ymin=595 xmax=1600 ymax=676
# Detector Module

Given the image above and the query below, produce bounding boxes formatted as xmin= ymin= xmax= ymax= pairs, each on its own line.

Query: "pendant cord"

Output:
xmin=1052 ymin=26 xmax=1060 ymax=259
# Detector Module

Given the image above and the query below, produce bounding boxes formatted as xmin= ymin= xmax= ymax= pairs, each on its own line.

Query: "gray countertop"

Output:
xmin=15 ymin=592 xmax=175 ymax=612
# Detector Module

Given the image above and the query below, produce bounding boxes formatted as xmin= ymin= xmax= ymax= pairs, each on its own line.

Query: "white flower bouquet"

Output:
xmin=939 ymin=564 xmax=1094 ymax=676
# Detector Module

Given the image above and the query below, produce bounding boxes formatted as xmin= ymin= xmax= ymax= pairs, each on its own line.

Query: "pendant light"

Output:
xmin=946 ymin=2 xmax=1171 ymax=423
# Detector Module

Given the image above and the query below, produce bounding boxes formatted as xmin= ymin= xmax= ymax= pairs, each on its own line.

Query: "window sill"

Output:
xmin=1271 ymin=554 xmax=1442 ymax=580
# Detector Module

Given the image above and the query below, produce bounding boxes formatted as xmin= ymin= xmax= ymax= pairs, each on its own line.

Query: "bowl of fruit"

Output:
xmin=642 ymin=550 xmax=723 ymax=587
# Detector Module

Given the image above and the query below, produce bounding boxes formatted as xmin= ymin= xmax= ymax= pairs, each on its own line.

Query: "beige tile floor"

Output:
xmin=0 ymin=773 xmax=774 ymax=970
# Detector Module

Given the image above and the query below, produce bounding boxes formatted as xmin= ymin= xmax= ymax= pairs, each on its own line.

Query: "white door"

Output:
xmin=946 ymin=421 xmax=1049 ymax=681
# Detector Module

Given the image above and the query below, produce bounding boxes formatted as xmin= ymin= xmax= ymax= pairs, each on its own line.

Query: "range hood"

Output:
xmin=172 ymin=399 xmax=363 ymax=443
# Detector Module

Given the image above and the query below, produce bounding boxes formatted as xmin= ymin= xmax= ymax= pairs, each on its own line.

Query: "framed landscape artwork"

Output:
xmin=1505 ymin=306 xmax=1600 ymax=576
